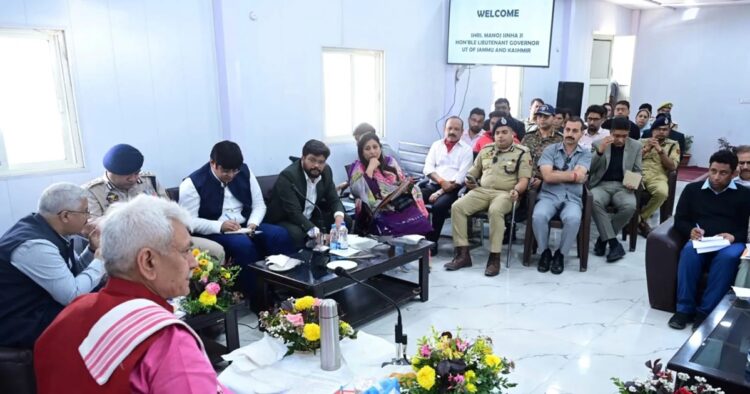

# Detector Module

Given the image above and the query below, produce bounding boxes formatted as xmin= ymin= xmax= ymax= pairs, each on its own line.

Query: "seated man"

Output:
xmin=421 ymin=116 xmax=473 ymax=254
xmin=461 ymin=107 xmax=485 ymax=148
xmin=590 ymin=116 xmax=643 ymax=262
xmin=266 ymin=139 xmax=350 ymax=248
xmin=638 ymin=115 xmax=680 ymax=236
xmin=34 ymin=195 xmax=230 ymax=393
xmin=447 ymin=118 xmax=531 ymax=276
xmin=533 ymin=117 xmax=591 ymax=274
xmin=520 ymin=104 xmax=563 ymax=189
xmin=0 ymin=183 xmax=105 ymax=349
xmin=179 ymin=141 xmax=294 ymax=293
xmin=733 ymin=145 xmax=750 ymax=187
xmin=579 ymin=105 xmax=609 ymax=150
xmin=84 ymin=143 xmax=225 ymax=260
xmin=668 ymin=150 xmax=750 ymax=330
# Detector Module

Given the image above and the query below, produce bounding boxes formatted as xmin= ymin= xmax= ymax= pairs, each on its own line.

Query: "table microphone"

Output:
xmin=333 ymin=266 xmax=409 ymax=366
xmin=291 ymin=184 xmax=324 ymax=219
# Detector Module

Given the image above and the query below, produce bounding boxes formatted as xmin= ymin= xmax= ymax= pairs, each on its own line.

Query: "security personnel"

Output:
xmin=520 ymin=104 xmax=563 ymax=187
xmin=82 ymin=144 xmax=225 ymax=260
xmin=447 ymin=117 xmax=532 ymax=276
xmin=638 ymin=115 xmax=680 ymax=236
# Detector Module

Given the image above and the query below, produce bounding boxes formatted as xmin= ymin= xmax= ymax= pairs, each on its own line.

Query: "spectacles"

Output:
xmin=554 ymin=156 xmax=573 ymax=171
xmin=586 ymin=117 xmax=602 ymax=122
xmin=58 ymin=210 xmax=91 ymax=218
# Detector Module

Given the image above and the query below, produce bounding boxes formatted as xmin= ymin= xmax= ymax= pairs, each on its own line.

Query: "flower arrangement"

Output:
xmin=180 ymin=248 xmax=242 ymax=316
xmin=393 ymin=329 xmax=515 ymax=393
xmin=258 ymin=296 xmax=357 ymax=355
xmin=612 ymin=359 xmax=725 ymax=394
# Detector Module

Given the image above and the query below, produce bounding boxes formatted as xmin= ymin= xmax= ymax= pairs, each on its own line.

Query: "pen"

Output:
xmin=695 ymin=223 xmax=703 ymax=240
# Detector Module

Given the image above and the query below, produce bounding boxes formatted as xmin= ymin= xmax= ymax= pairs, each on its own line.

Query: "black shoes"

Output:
xmin=692 ymin=313 xmax=707 ymax=331
xmin=537 ymin=249 xmax=552 ymax=273
xmin=594 ymin=238 xmax=606 ymax=256
xmin=606 ymin=242 xmax=626 ymax=263
xmin=550 ymin=250 xmax=564 ymax=275
xmin=668 ymin=312 xmax=695 ymax=330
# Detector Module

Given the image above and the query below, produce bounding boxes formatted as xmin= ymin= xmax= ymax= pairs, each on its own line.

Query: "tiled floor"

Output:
xmin=235 ymin=182 xmax=694 ymax=393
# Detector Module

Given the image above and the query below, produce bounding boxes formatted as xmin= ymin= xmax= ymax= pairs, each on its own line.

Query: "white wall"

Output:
xmin=630 ymin=5 xmax=750 ymax=166
xmin=0 ymin=0 xmax=221 ymax=231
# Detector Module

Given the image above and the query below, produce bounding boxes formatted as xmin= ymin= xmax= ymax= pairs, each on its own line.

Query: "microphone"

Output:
xmin=333 ymin=266 xmax=409 ymax=366
xmin=291 ymin=184 xmax=324 ymax=219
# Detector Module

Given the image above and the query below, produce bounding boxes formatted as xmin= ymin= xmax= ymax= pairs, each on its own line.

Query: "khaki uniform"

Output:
xmin=82 ymin=172 xmax=225 ymax=260
xmin=451 ymin=144 xmax=532 ymax=253
xmin=520 ymin=129 xmax=563 ymax=179
xmin=640 ymin=138 xmax=680 ymax=220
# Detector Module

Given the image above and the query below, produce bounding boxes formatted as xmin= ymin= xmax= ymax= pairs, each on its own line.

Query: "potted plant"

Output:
xmin=612 ymin=359 xmax=725 ymax=393
xmin=680 ymin=135 xmax=693 ymax=167
xmin=180 ymin=248 xmax=243 ymax=316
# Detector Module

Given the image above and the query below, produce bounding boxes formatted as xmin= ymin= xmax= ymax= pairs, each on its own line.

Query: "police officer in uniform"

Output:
xmin=446 ymin=117 xmax=532 ymax=276
xmin=520 ymin=104 xmax=563 ymax=187
xmin=638 ymin=115 xmax=680 ymax=236
xmin=82 ymin=144 xmax=225 ymax=260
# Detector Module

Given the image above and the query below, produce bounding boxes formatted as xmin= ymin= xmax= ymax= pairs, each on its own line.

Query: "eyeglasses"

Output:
xmin=554 ymin=156 xmax=573 ymax=171
xmin=217 ymin=167 xmax=241 ymax=176
xmin=58 ymin=210 xmax=91 ymax=218
xmin=585 ymin=117 xmax=602 ymax=122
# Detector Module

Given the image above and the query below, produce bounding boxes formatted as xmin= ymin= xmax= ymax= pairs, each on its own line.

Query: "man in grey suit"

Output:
xmin=590 ymin=116 xmax=643 ymax=262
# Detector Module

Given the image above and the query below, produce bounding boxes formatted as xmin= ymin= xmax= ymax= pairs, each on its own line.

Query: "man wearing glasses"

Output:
xmin=0 ymin=182 xmax=106 ymax=348
xmin=532 ymin=117 xmax=591 ymax=274
xmin=579 ymin=105 xmax=609 ymax=150
xmin=84 ymin=144 xmax=224 ymax=260
xmin=446 ymin=117 xmax=532 ymax=277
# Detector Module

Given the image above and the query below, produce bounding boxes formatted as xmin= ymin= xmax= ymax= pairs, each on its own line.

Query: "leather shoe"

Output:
xmin=606 ymin=242 xmax=626 ymax=263
xmin=537 ymin=249 xmax=552 ymax=273
xmin=484 ymin=252 xmax=501 ymax=276
xmin=444 ymin=246 xmax=472 ymax=271
xmin=668 ymin=312 xmax=694 ymax=330
xmin=638 ymin=221 xmax=652 ymax=238
xmin=692 ymin=313 xmax=707 ymax=331
xmin=594 ymin=238 xmax=606 ymax=256
xmin=550 ymin=250 xmax=564 ymax=275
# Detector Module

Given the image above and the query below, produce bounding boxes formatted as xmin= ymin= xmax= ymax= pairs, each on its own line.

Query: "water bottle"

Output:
xmin=329 ymin=224 xmax=339 ymax=250
xmin=319 ymin=299 xmax=342 ymax=371
xmin=338 ymin=224 xmax=348 ymax=249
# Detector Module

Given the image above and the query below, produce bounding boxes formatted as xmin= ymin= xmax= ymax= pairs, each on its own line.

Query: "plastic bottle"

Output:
xmin=329 ymin=224 xmax=339 ymax=250
xmin=338 ymin=224 xmax=348 ymax=249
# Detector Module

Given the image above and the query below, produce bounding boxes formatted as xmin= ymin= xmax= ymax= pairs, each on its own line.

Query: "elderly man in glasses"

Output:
xmin=447 ymin=117 xmax=532 ymax=277
xmin=0 ymin=182 xmax=106 ymax=349
xmin=531 ymin=117 xmax=591 ymax=274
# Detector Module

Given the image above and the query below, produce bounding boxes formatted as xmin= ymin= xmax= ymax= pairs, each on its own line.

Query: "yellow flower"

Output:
xmin=198 ymin=291 xmax=217 ymax=306
xmin=465 ymin=370 xmax=476 ymax=381
xmin=302 ymin=323 xmax=320 ymax=341
xmin=416 ymin=365 xmax=436 ymax=390
xmin=339 ymin=321 xmax=352 ymax=332
xmin=199 ymin=258 xmax=209 ymax=267
xmin=204 ymin=261 xmax=214 ymax=272
xmin=484 ymin=354 xmax=501 ymax=369
xmin=294 ymin=296 xmax=316 ymax=311
xmin=223 ymin=272 xmax=231 ymax=279
xmin=192 ymin=248 xmax=201 ymax=257
xmin=410 ymin=356 xmax=421 ymax=367
xmin=466 ymin=383 xmax=477 ymax=393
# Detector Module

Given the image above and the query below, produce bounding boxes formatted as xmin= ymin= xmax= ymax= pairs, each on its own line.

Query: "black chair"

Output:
xmin=255 ymin=175 xmax=279 ymax=204
xmin=0 ymin=347 xmax=36 ymax=394
xmin=165 ymin=187 xmax=179 ymax=202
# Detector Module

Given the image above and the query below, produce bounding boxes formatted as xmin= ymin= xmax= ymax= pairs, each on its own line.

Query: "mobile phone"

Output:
xmin=465 ymin=175 xmax=477 ymax=184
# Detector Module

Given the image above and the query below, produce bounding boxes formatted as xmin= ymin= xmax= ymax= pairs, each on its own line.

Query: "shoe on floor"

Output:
xmin=484 ymin=252 xmax=501 ymax=276
xmin=550 ymin=250 xmax=564 ymax=275
xmin=594 ymin=238 xmax=606 ymax=256
xmin=537 ymin=249 xmax=552 ymax=273
xmin=444 ymin=246 xmax=472 ymax=271
xmin=606 ymin=242 xmax=626 ymax=263
xmin=692 ymin=313 xmax=707 ymax=331
xmin=668 ymin=312 xmax=694 ymax=330
xmin=638 ymin=220 xmax=652 ymax=238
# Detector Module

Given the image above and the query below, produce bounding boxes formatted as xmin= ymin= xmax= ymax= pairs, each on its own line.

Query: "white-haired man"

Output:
xmin=0 ymin=182 xmax=106 ymax=349
xmin=34 ymin=195 xmax=230 ymax=393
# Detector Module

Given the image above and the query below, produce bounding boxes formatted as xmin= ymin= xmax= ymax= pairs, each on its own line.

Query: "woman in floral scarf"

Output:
xmin=348 ymin=133 xmax=432 ymax=236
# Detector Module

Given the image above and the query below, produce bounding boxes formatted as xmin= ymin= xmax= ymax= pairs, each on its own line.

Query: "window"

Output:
xmin=491 ymin=66 xmax=523 ymax=118
xmin=0 ymin=28 xmax=83 ymax=176
xmin=322 ymin=48 xmax=384 ymax=142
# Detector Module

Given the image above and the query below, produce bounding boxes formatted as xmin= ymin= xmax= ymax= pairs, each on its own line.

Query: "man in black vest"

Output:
xmin=179 ymin=141 xmax=294 ymax=294
xmin=266 ymin=139 xmax=350 ymax=248
xmin=0 ymin=182 xmax=106 ymax=348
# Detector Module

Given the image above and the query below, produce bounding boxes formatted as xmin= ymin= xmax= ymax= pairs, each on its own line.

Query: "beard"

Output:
xmin=304 ymin=166 xmax=321 ymax=179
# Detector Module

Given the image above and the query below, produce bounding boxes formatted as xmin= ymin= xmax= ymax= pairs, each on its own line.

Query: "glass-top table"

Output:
xmin=668 ymin=293 xmax=750 ymax=394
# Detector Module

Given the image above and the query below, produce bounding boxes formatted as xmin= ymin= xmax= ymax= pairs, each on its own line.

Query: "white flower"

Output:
xmin=628 ymin=386 xmax=637 ymax=392
xmin=677 ymin=372 xmax=689 ymax=381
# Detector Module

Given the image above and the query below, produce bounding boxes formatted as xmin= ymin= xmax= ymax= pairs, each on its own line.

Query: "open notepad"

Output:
xmin=692 ymin=236 xmax=730 ymax=254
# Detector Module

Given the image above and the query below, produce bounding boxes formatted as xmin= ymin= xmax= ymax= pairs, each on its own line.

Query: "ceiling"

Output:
xmin=604 ymin=0 xmax=750 ymax=9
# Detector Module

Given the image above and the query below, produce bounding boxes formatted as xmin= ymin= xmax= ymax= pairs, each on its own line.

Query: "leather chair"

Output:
xmin=645 ymin=217 xmax=696 ymax=312
xmin=522 ymin=184 xmax=593 ymax=272
xmin=255 ymin=174 xmax=279 ymax=204
xmin=0 ymin=347 xmax=37 ymax=394
xmin=165 ymin=186 xmax=179 ymax=202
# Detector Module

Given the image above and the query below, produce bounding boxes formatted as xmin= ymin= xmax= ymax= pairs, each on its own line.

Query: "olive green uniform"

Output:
xmin=640 ymin=138 xmax=680 ymax=221
xmin=451 ymin=144 xmax=532 ymax=253
xmin=520 ymin=129 xmax=563 ymax=179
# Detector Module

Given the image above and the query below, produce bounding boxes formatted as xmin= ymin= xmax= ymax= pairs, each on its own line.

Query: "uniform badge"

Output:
xmin=106 ymin=192 xmax=120 ymax=204
xmin=501 ymin=117 xmax=507 ymax=125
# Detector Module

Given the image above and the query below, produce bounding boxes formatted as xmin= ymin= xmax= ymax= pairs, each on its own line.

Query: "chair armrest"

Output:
xmin=645 ymin=217 xmax=687 ymax=312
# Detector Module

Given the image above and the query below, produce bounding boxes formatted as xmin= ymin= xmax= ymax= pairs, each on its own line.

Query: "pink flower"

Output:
xmin=420 ymin=344 xmax=432 ymax=358
xmin=451 ymin=374 xmax=465 ymax=384
xmin=456 ymin=338 xmax=469 ymax=352
xmin=199 ymin=275 xmax=209 ymax=284
xmin=205 ymin=282 xmax=221 ymax=296
xmin=285 ymin=313 xmax=304 ymax=327
xmin=313 ymin=298 xmax=322 ymax=307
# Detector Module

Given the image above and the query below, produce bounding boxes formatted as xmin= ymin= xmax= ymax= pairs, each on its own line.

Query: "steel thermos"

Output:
xmin=319 ymin=299 xmax=342 ymax=371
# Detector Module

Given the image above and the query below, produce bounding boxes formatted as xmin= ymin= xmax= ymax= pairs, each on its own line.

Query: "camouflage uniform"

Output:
xmin=520 ymin=129 xmax=563 ymax=179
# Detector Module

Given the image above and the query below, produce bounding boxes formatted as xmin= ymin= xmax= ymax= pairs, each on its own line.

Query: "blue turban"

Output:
xmin=103 ymin=144 xmax=143 ymax=175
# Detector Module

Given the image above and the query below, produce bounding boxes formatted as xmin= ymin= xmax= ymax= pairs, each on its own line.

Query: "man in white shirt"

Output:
xmin=421 ymin=116 xmax=473 ymax=254
xmin=579 ymin=105 xmax=609 ymax=150
xmin=461 ymin=108 xmax=485 ymax=148
xmin=179 ymin=141 xmax=295 ymax=294
xmin=734 ymin=145 xmax=750 ymax=188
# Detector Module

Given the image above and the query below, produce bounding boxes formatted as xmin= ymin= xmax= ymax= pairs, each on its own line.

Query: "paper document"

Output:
xmin=732 ymin=286 xmax=750 ymax=299
xmin=329 ymin=248 xmax=361 ymax=258
xmin=225 ymin=228 xmax=262 ymax=235
xmin=692 ymin=236 xmax=730 ymax=254
xmin=623 ymin=171 xmax=642 ymax=189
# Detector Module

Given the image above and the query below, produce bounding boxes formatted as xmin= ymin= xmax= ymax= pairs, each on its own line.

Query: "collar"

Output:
xmin=701 ymin=179 xmax=737 ymax=195
xmin=104 ymin=172 xmax=141 ymax=191
xmin=444 ymin=138 xmax=458 ymax=153
xmin=557 ymin=142 xmax=582 ymax=155
xmin=494 ymin=144 xmax=514 ymax=153
xmin=733 ymin=175 xmax=750 ymax=185
xmin=301 ymin=162 xmax=321 ymax=185
xmin=101 ymin=277 xmax=173 ymax=311
xmin=209 ymin=167 xmax=227 ymax=187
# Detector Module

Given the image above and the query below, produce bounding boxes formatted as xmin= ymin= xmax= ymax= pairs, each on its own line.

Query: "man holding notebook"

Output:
xmin=589 ymin=116 xmax=643 ymax=263
xmin=668 ymin=150 xmax=750 ymax=330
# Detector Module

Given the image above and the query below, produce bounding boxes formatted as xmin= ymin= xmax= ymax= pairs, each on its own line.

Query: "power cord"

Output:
xmin=434 ymin=65 xmax=473 ymax=137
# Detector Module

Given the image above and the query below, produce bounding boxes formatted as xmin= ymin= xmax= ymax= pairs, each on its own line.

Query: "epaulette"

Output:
xmin=81 ymin=177 xmax=107 ymax=190
xmin=513 ymin=144 xmax=530 ymax=152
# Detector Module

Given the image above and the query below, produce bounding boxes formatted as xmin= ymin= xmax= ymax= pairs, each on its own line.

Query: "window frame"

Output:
xmin=321 ymin=47 xmax=385 ymax=144
xmin=0 ymin=28 xmax=84 ymax=178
